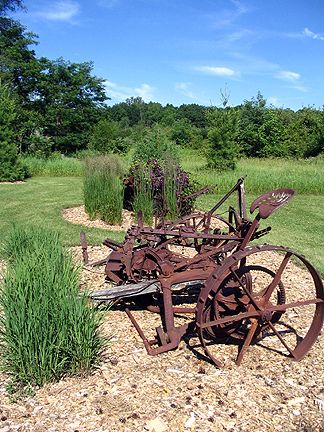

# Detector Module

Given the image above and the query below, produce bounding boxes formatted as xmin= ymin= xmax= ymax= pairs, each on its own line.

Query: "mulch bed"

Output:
xmin=0 ymin=212 xmax=323 ymax=432
xmin=62 ymin=206 xmax=133 ymax=231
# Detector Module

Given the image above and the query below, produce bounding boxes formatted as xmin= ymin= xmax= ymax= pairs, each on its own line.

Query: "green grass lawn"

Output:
xmin=197 ymin=192 xmax=324 ymax=274
xmin=2 ymin=154 xmax=323 ymax=275
xmin=0 ymin=177 xmax=125 ymax=250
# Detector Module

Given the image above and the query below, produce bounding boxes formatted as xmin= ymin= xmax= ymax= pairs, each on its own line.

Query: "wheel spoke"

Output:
xmin=198 ymin=310 xmax=259 ymax=329
xmin=267 ymin=321 xmax=296 ymax=359
xmin=263 ymin=252 xmax=291 ymax=303
xmin=236 ymin=318 xmax=259 ymax=366
xmin=267 ymin=298 xmax=323 ymax=313
xmin=230 ymin=267 xmax=261 ymax=311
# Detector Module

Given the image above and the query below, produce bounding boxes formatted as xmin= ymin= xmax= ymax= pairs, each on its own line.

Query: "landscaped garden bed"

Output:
xmin=0 ymin=247 xmax=323 ymax=432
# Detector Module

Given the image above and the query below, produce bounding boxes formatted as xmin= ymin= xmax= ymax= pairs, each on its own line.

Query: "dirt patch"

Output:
xmin=0 ymin=249 xmax=323 ymax=432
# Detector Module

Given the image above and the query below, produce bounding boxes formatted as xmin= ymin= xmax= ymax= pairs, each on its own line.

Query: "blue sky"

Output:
xmin=13 ymin=0 xmax=324 ymax=109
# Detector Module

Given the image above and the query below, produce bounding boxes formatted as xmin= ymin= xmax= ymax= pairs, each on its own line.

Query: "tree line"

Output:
xmin=1 ymin=0 xmax=323 ymax=180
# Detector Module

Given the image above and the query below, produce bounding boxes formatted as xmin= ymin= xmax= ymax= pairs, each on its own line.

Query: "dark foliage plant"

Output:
xmin=129 ymin=159 xmax=199 ymax=222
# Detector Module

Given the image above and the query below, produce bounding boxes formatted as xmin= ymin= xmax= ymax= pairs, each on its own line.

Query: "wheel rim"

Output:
xmin=196 ymin=245 xmax=324 ymax=367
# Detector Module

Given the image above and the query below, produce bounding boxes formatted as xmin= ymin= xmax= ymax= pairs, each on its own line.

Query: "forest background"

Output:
xmin=1 ymin=0 xmax=324 ymax=183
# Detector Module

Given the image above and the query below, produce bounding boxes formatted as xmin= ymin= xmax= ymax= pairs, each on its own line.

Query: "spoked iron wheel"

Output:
xmin=201 ymin=265 xmax=285 ymax=341
xmin=196 ymin=245 xmax=324 ymax=367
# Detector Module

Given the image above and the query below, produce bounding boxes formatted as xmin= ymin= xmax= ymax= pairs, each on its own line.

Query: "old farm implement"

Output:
xmin=81 ymin=178 xmax=324 ymax=367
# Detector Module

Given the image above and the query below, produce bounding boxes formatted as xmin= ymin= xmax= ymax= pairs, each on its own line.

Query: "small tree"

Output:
xmin=206 ymin=107 xmax=238 ymax=171
xmin=0 ymin=81 xmax=27 ymax=181
xmin=237 ymin=91 xmax=267 ymax=157
xmin=206 ymin=87 xmax=239 ymax=171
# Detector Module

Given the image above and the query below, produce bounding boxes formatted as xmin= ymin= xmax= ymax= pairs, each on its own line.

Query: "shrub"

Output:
xmin=26 ymin=131 xmax=53 ymax=158
xmin=0 ymin=226 xmax=103 ymax=387
xmin=83 ymin=155 xmax=124 ymax=224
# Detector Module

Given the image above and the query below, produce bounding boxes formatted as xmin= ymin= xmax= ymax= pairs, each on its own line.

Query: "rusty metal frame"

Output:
xmin=82 ymin=179 xmax=324 ymax=367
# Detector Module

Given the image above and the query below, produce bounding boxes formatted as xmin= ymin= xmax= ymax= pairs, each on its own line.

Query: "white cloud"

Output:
xmin=105 ymin=80 xmax=117 ymax=88
xmin=36 ymin=0 xmax=80 ymax=22
xmin=291 ymin=84 xmax=308 ymax=93
xmin=303 ymin=27 xmax=324 ymax=41
xmin=175 ymin=82 xmax=195 ymax=99
xmin=134 ymin=83 xmax=154 ymax=101
xmin=226 ymin=29 xmax=254 ymax=43
xmin=105 ymin=81 xmax=155 ymax=102
xmin=195 ymin=66 xmax=236 ymax=77
xmin=275 ymin=70 xmax=300 ymax=81
xmin=274 ymin=70 xmax=308 ymax=92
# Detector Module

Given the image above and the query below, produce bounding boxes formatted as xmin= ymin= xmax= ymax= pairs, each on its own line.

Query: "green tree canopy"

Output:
xmin=0 ymin=81 xmax=27 ymax=180
xmin=0 ymin=0 xmax=25 ymax=30
xmin=0 ymin=22 xmax=40 ymax=103
xmin=33 ymin=58 xmax=108 ymax=153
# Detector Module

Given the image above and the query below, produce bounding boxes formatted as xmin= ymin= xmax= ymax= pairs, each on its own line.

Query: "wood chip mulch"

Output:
xmin=0 ymin=235 xmax=323 ymax=431
xmin=62 ymin=206 xmax=133 ymax=231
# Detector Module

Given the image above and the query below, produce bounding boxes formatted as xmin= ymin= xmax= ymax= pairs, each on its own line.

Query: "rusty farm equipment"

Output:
xmin=81 ymin=178 xmax=324 ymax=367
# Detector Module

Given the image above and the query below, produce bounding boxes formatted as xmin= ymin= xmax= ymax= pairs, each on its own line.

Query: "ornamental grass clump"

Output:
xmin=0 ymin=226 xmax=104 ymax=387
xmin=83 ymin=155 xmax=124 ymax=224
xmin=133 ymin=166 xmax=154 ymax=225
xmin=162 ymin=160 xmax=178 ymax=221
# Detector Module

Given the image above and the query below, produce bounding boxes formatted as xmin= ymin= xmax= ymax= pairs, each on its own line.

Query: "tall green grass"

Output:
xmin=180 ymin=149 xmax=324 ymax=194
xmin=163 ymin=162 xmax=178 ymax=221
xmin=133 ymin=166 xmax=153 ymax=225
xmin=83 ymin=155 xmax=124 ymax=224
xmin=22 ymin=155 xmax=83 ymax=177
xmin=0 ymin=226 xmax=103 ymax=387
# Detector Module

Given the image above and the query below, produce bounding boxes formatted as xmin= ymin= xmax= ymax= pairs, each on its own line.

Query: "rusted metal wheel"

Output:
xmin=201 ymin=265 xmax=286 ymax=341
xmin=196 ymin=245 xmax=324 ymax=367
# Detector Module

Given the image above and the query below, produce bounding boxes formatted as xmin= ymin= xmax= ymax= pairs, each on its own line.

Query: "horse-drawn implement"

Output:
xmin=81 ymin=178 xmax=324 ymax=367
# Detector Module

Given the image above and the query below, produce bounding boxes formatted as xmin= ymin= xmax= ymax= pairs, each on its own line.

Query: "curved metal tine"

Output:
xmin=263 ymin=252 xmax=292 ymax=303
